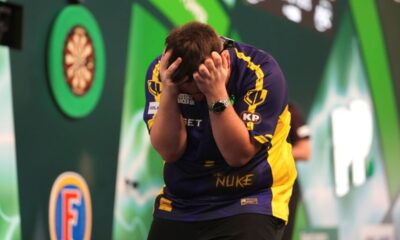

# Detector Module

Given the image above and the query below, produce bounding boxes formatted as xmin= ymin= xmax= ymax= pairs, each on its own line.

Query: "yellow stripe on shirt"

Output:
xmin=254 ymin=135 xmax=270 ymax=144
xmin=234 ymin=48 xmax=267 ymax=130
xmin=267 ymin=105 xmax=297 ymax=222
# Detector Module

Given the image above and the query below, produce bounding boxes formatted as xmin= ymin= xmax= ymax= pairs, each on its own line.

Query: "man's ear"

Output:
xmin=222 ymin=50 xmax=231 ymax=70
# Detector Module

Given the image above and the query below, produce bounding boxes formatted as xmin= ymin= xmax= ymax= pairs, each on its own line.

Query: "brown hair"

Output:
xmin=165 ymin=21 xmax=221 ymax=83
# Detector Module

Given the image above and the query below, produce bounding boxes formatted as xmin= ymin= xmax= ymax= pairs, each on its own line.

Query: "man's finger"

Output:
xmin=160 ymin=50 xmax=172 ymax=71
xmin=168 ymin=57 xmax=182 ymax=74
xmin=193 ymin=72 xmax=202 ymax=82
xmin=204 ymin=58 xmax=217 ymax=73
xmin=198 ymin=64 xmax=211 ymax=78
xmin=212 ymin=52 xmax=222 ymax=69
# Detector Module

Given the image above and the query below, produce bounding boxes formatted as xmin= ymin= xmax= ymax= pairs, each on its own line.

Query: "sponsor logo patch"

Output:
xmin=240 ymin=198 xmax=258 ymax=206
xmin=241 ymin=111 xmax=262 ymax=124
xmin=177 ymin=94 xmax=195 ymax=105
xmin=148 ymin=102 xmax=159 ymax=115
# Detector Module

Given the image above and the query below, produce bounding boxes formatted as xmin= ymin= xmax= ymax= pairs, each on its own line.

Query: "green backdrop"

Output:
xmin=0 ymin=0 xmax=399 ymax=239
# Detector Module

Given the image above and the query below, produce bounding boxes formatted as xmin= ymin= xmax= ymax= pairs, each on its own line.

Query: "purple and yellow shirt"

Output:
xmin=143 ymin=39 xmax=296 ymax=222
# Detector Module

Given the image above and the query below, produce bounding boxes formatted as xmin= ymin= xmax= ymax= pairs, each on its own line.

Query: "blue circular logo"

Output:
xmin=49 ymin=172 xmax=92 ymax=240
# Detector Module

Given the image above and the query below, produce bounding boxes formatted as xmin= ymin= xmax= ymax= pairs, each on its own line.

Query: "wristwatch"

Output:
xmin=208 ymin=99 xmax=230 ymax=113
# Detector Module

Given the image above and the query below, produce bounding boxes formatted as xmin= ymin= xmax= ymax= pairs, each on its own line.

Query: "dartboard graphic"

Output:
xmin=48 ymin=6 xmax=105 ymax=118
xmin=64 ymin=26 xmax=95 ymax=96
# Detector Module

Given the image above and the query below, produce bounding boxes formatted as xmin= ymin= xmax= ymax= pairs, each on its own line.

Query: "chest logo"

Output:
xmin=244 ymin=89 xmax=268 ymax=107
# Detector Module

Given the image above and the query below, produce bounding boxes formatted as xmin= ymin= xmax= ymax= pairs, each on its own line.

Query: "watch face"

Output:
xmin=213 ymin=101 xmax=227 ymax=113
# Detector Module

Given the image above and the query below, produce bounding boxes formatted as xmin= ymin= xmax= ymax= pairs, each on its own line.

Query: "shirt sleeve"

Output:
xmin=234 ymin=56 xmax=288 ymax=148
xmin=143 ymin=56 xmax=162 ymax=131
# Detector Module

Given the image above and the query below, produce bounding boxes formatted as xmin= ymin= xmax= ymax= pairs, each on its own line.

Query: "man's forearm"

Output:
xmin=209 ymin=105 xmax=261 ymax=167
xmin=150 ymin=89 xmax=187 ymax=163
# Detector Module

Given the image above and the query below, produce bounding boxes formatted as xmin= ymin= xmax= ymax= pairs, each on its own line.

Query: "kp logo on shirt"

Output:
xmin=49 ymin=172 xmax=92 ymax=240
xmin=241 ymin=111 xmax=262 ymax=124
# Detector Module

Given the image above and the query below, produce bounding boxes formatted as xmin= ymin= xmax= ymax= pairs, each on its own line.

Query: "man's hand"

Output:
xmin=160 ymin=50 xmax=185 ymax=96
xmin=193 ymin=51 xmax=229 ymax=102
